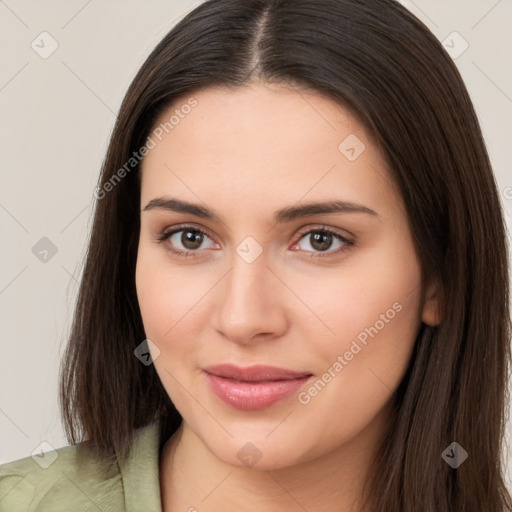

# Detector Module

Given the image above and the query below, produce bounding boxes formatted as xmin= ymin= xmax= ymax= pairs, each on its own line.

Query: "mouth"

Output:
xmin=203 ymin=364 xmax=314 ymax=410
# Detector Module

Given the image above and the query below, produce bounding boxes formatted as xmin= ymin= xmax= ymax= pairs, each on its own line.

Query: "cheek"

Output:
xmin=135 ymin=250 xmax=203 ymax=403
xmin=135 ymin=246 xmax=218 ymax=372
xmin=136 ymin=246 xmax=199 ymax=339
xmin=299 ymin=236 xmax=421 ymax=392
xmin=293 ymin=245 xmax=423 ymax=434
xmin=135 ymin=254 xmax=169 ymax=339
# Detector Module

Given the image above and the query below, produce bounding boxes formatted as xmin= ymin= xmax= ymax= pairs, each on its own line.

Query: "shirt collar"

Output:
xmin=117 ymin=419 xmax=163 ymax=511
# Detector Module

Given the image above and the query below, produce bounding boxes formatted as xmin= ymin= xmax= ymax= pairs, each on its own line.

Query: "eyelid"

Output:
xmin=157 ymin=222 xmax=215 ymax=243
xmin=295 ymin=224 xmax=354 ymax=241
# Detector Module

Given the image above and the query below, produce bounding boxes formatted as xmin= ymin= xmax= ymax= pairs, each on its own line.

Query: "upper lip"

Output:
xmin=203 ymin=364 xmax=312 ymax=382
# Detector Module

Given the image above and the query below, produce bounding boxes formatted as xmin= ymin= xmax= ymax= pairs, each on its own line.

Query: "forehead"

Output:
xmin=147 ymin=82 xmax=371 ymax=158
xmin=139 ymin=83 xmax=400 ymax=219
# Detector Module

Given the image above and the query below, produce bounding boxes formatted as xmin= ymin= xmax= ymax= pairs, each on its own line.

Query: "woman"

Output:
xmin=1 ymin=0 xmax=510 ymax=510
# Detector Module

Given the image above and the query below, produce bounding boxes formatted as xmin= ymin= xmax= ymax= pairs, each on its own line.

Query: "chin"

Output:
xmin=206 ymin=435 xmax=312 ymax=472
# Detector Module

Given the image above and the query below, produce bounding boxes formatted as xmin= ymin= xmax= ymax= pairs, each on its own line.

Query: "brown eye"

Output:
xmin=294 ymin=228 xmax=354 ymax=258
xmin=310 ymin=232 xmax=334 ymax=251
xmin=179 ymin=230 xmax=204 ymax=250
xmin=156 ymin=225 xmax=217 ymax=257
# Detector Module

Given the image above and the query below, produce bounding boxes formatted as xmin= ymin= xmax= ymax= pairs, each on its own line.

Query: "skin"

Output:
xmin=135 ymin=82 xmax=441 ymax=512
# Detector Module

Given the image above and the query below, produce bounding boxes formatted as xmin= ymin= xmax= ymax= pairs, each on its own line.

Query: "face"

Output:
xmin=135 ymin=82 xmax=440 ymax=470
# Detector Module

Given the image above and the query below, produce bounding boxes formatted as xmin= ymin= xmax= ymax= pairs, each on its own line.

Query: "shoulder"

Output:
xmin=0 ymin=441 xmax=123 ymax=511
xmin=0 ymin=420 xmax=162 ymax=512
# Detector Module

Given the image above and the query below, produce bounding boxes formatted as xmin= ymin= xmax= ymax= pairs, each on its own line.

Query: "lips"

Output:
xmin=203 ymin=364 xmax=312 ymax=382
xmin=203 ymin=364 xmax=313 ymax=410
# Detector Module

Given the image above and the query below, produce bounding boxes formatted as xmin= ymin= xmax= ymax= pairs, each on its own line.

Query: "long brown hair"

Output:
xmin=59 ymin=0 xmax=512 ymax=510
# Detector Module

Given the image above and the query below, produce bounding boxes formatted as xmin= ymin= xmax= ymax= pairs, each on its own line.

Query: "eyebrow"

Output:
xmin=142 ymin=197 xmax=379 ymax=223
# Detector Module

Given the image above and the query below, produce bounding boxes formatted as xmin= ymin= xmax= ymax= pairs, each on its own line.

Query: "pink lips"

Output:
xmin=203 ymin=364 xmax=313 ymax=410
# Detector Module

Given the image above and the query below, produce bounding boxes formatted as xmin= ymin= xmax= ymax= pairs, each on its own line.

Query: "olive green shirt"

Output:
xmin=0 ymin=420 xmax=163 ymax=511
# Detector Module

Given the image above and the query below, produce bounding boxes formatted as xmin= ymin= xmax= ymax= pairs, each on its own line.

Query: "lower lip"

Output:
xmin=204 ymin=372 xmax=312 ymax=410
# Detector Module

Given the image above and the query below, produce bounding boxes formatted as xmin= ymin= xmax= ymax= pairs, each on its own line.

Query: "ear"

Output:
xmin=421 ymin=274 xmax=442 ymax=326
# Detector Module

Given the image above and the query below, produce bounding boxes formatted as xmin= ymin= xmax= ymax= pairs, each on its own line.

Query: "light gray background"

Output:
xmin=1 ymin=0 xmax=511 ymax=491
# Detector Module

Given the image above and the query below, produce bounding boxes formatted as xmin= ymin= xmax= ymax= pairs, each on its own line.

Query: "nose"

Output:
xmin=212 ymin=248 xmax=288 ymax=346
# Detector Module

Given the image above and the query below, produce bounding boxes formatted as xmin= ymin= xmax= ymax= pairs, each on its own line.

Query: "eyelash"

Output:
xmin=155 ymin=224 xmax=354 ymax=259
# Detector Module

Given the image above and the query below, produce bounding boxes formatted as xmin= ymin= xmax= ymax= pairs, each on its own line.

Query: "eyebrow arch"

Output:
xmin=142 ymin=197 xmax=379 ymax=223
